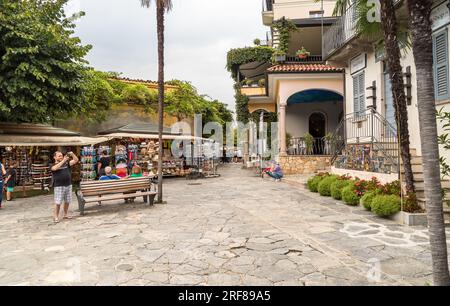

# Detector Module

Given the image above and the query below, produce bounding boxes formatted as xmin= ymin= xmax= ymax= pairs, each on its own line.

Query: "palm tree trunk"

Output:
xmin=380 ymin=0 xmax=415 ymax=194
xmin=156 ymin=1 xmax=165 ymax=203
xmin=406 ymin=0 xmax=450 ymax=286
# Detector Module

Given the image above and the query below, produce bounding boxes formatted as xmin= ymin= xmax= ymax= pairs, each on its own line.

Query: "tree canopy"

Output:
xmin=0 ymin=0 xmax=93 ymax=123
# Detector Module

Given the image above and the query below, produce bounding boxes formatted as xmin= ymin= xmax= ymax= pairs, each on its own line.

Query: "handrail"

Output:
xmin=329 ymin=108 xmax=399 ymax=173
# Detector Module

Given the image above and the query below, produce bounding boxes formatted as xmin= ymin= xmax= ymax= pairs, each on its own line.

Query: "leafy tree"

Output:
xmin=0 ymin=0 xmax=92 ymax=123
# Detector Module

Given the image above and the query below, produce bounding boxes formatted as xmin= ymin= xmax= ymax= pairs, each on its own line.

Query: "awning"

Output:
xmin=100 ymin=133 xmax=210 ymax=142
xmin=0 ymin=135 xmax=110 ymax=147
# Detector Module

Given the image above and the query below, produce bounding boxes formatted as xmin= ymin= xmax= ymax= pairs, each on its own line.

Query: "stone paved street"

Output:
xmin=0 ymin=164 xmax=449 ymax=286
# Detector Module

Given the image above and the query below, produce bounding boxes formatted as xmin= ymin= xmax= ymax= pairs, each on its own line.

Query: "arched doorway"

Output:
xmin=309 ymin=112 xmax=326 ymax=154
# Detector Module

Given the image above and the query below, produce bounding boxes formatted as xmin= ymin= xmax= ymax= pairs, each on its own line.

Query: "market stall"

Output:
xmin=97 ymin=123 xmax=219 ymax=179
xmin=0 ymin=123 xmax=108 ymax=191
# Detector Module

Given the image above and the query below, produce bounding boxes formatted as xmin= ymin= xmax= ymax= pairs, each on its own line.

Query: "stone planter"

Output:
xmin=388 ymin=211 xmax=428 ymax=227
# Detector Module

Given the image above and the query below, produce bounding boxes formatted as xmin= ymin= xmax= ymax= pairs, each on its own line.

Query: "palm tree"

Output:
xmin=140 ymin=0 xmax=172 ymax=203
xmin=379 ymin=0 xmax=415 ymax=194
xmin=406 ymin=0 xmax=450 ymax=286
xmin=328 ymin=0 xmax=416 ymax=193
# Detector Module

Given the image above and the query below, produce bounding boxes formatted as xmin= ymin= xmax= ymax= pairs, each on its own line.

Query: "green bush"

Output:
xmin=371 ymin=195 xmax=401 ymax=217
xmin=341 ymin=183 xmax=360 ymax=206
xmin=318 ymin=176 xmax=338 ymax=197
xmin=307 ymin=175 xmax=325 ymax=193
xmin=330 ymin=179 xmax=351 ymax=200
xmin=361 ymin=191 xmax=377 ymax=211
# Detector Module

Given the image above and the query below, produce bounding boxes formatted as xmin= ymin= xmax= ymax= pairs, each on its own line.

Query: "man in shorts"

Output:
xmin=51 ymin=151 xmax=78 ymax=223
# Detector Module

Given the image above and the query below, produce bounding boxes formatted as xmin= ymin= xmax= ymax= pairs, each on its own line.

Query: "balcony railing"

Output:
xmin=323 ymin=0 xmax=402 ymax=59
xmin=285 ymin=55 xmax=323 ymax=63
xmin=288 ymin=137 xmax=332 ymax=156
xmin=262 ymin=0 xmax=274 ymax=12
xmin=323 ymin=2 xmax=358 ymax=59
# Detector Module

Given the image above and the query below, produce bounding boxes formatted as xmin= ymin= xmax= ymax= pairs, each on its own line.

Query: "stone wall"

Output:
xmin=279 ymin=155 xmax=331 ymax=175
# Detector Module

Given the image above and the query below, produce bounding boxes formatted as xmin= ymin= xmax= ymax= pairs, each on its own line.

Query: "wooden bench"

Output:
xmin=75 ymin=177 xmax=156 ymax=215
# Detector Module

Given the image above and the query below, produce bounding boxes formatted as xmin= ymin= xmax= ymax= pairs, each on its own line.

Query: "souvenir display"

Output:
xmin=80 ymin=146 xmax=97 ymax=181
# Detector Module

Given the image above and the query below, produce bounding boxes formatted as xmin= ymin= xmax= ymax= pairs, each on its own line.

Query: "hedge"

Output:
xmin=341 ymin=183 xmax=360 ymax=206
xmin=307 ymin=175 xmax=325 ymax=193
xmin=371 ymin=195 xmax=401 ymax=217
xmin=361 ymin=191 xmax=377 ymax=211
xmin=318 ymin=176 xmax=338 ymax=197
xmin=330 ymin=179 xmax=351 ymax=200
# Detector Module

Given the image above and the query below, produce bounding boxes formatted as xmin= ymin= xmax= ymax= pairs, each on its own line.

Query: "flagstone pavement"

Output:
xmin=0 ymin=164 xmax=449 ymax=286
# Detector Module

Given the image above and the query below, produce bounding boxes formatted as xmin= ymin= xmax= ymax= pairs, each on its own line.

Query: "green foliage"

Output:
xmin=234 ymin=84 xmax=250 ymax=124
xmin=381 ymin=180 xmax=401 ymax=196
xmin=226 ymin=46 xmax=274 ymax=80
xmin=307 ymin=175 xmax=326 ymax=193
xmin=361 ymin=191 xmax=378 ymax=211
xmin=304 ymin=133 xmax=314 ymax=155
xmin=273 ymin=18 xmax=297 ymax=54
xmin=0 ymin=0 xmax=92 ymax=123
xmin=330 ymin=179 xmax=352 ymax=200
xmin=371 ymin=195 xmax=401 ymax=217
xmin=341 ymin=182 xmax=360 ymax=206
xmin=253 ymin=38 xmax=261 ymax=46
xmin=318 ymin=176 xmax=338 ymax=197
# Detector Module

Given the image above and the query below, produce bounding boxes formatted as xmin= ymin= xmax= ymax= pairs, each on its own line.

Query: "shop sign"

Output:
xmin=432 ymin=0 xmax=450 ymax=32
xmin=351 ymin=53 xmax=367 ymax=75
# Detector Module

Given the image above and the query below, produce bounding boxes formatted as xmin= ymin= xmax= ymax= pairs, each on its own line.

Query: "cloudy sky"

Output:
xmin=70 ymin=0 xmax=268 ymax=112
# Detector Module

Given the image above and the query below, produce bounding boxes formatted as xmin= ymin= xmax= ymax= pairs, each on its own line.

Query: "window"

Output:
xmin=433 ymin=29 xmax=450 ymax=101
xmin=309 ymin=10 xmax=324 ymax=18
xmin=353 ymin=72 xmax=365 ymax=117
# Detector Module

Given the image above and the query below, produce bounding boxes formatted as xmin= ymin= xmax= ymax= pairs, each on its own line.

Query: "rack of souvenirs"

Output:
xmin=80 ymin=146 xmax=97 ymax=181
xmin=1 ymin=147 xmax=33 ymax=187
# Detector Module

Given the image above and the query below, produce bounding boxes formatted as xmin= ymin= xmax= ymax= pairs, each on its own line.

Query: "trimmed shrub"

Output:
xmin=307 ymin=175 xmax=325 ymax=193
xmin=361 ymin=191 xmax=377 ymax=211
xmin=318 ymin=176 xmax=338 ymax=197
xmin=341 ymin=183 xmax=360 ymax=206
xmin=330 ymin=179 xmax=351 ymax=200
xmin=371 ymin=195 xmax=401 ymax=217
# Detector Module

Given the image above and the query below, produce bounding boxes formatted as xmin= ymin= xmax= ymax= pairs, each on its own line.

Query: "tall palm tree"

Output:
xmin=328 ymin=0 xmax=416 ymax=193
xmin=379 ymin=0 xmax=415 ymax=194
xmin=140 ymin=0 xmax=172 ymax=203
xmin=406 ymin=0 xmax=450 ymax=286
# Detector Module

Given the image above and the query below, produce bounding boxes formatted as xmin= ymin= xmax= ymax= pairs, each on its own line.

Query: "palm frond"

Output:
xmin=140 ymin=0 xmax=172 ymax=12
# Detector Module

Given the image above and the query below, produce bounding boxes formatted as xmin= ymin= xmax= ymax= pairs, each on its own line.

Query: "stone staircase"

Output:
xmin=402 ymin=150 xmax=450 ymax=228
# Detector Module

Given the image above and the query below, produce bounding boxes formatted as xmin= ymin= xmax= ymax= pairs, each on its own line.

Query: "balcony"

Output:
xmin=240 ymin=85 xmax=266 ymax=97
xmin=323 ymin=0 xmax=403 ymax=60
xmin=262 ymin=0 xmax=274 ymax=26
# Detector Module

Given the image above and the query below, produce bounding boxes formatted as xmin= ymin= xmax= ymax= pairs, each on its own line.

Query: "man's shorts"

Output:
xmin=54 ymin=185 xmax=72 ymax=205
xmin=6 ymin=187 xmax=14 ymax=192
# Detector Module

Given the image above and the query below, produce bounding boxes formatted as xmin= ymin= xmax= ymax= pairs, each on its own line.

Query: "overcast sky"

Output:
xmin=70 ymin=0 xmax=267 ymax=112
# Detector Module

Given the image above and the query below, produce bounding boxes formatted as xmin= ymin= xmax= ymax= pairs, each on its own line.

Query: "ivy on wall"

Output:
xmin=272 ymin=17 xmax=297 ymax=55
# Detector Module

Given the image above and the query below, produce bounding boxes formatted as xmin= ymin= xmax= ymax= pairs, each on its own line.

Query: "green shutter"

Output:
xmin=359 ymin=72 xmax=366 ymax=115
xmin=433 ymin=30 xmax=449 ymax=101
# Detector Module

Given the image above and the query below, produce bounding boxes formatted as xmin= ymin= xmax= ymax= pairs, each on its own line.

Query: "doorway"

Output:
xmin=309 ymin=112 xmax=326 ymax=154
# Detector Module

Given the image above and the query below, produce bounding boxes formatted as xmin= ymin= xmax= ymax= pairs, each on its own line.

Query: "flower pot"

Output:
xmin=297 ymin=54 xmax=308 ymax=59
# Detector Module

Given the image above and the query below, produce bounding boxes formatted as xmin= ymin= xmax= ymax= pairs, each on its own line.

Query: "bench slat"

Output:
xmin=82 ymin=188 xmax=151 ymax=197
xmin=81 ymin=179 xmax=151 ymax=188
xmin=84 ymin=191 xmax=157 ymax=203
xmin=81 ymin=182 xmax=151 ymax=191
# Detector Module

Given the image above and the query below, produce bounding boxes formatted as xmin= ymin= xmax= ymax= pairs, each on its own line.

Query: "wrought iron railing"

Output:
xmin=330 ymin=108 xmax=400 ymax=174
xmin=323 ymin=0 xmax=402 ymax=59
xmin=288 ymin=137 xmax=332 ymax=156
xmin=285 ymin=55 xmax=323 ymax=63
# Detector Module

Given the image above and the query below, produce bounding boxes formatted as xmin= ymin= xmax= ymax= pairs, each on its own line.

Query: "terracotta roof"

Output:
xmin=112 ymin=77 xmax=158 ymax=85
xmin=267 ymin=63 xmax=343 ymax=73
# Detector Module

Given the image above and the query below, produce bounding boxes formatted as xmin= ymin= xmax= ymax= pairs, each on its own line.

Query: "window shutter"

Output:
xmin=359 ymin=72 xmax=365 ymax=115
xmin=353 ymin=75 xmax=360 ymax=115
xmin=433 ymin=30 xmax=449 ymax=101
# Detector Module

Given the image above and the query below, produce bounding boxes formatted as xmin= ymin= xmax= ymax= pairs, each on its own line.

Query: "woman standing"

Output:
xmin=0 ymin=161 xmax=7 ymax=208
xmin=4 ymin=161 xmax=17 ymax=201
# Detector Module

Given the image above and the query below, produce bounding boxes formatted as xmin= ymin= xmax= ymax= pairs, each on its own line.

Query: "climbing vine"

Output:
xmin=273 ymin=17 xmax=297 ymax=55
xmin=226 ymin=46 xmax=274 ymax=81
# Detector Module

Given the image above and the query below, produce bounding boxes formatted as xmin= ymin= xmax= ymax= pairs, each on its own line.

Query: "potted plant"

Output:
xmin=258 ymin=78 xmax=266 ymax=87
xmin=253 ymin=38 xmax=261 ymax=46
xmin=304 ymin=133 xmax=314 ymax=155
xmin=272 ymin=50 xmax=286 ymax=63
xmin=244 ymin=79 xmax=254 ymax=87
xmin=296 ymin=47 xmax=310 ymax=59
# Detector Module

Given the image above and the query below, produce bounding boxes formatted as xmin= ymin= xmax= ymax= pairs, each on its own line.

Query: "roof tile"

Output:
xmin=267 ymin=63 xmax=343 ymax=73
